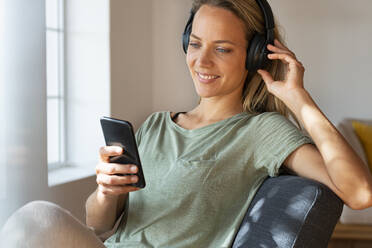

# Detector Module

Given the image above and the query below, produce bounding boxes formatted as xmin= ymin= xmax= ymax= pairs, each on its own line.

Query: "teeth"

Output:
xmin=198 ymin=73 xmax=218 ymax=80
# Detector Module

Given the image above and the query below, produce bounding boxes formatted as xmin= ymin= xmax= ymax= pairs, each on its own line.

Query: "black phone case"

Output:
xmin=100 ymin=116 xmax=146 ymax=188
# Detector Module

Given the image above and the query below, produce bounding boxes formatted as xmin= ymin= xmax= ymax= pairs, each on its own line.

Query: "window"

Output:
xmin=46 ymin=0 xmax=65 ymax=170
xmin=46 ymin=0 xmax=110 ymax=185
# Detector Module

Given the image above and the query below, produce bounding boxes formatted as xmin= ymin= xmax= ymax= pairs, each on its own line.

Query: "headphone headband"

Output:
xmin=255 ymin=0 xmax=275 ymax=46
xmin=256 ymin=0 xmax=274 ymax=30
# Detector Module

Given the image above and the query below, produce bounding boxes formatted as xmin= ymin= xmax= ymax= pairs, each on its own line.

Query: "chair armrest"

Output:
xmin=232 ymin=175 xmax=343 ymax=248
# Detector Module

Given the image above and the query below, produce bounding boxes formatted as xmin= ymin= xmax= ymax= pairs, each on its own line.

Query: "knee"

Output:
xmin=7 ymin=201 xmax=66 ymax=225
xmin=4 ymin=200 xmax=69 ymax=228
xmin=22 ymin=200 xmax=64 ymax=212
xmin=0 ymin=201 xmax=68 ymax=245
xmin=20 ymin=200 xmax=68 ymax=217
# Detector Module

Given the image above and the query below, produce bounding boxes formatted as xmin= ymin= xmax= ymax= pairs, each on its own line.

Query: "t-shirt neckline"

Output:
xmin=166 ymin=111 xmax=249 ymax=135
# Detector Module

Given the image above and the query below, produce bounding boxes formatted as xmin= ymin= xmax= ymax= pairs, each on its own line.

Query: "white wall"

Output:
xmin=110 ymin=0 xmax=154 ymax=128
xmin=151 ymin=0 xmax=196 ymax=112
xmin=269 ymin=0 xmax=372 ymax=125
xmin=110 ymin=0 xmax=196 ymax=126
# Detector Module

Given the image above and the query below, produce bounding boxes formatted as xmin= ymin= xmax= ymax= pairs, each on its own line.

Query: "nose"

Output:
xmin=196 ymin=48 xmax=214 ymax=68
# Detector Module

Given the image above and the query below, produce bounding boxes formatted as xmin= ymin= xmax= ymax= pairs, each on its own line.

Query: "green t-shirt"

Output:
xmin=104 ymin=111 xmax=314 ymax=248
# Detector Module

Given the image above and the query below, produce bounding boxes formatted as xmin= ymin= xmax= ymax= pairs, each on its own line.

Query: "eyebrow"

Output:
xmin=190 ymin=33 xmax=237 ymax=46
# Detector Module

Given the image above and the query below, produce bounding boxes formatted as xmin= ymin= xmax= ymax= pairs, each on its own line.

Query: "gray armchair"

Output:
xmin=232 ymin=174 xmax=343 ymax=248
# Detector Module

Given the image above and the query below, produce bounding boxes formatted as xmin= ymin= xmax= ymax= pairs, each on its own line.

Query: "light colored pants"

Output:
xmin=0 ymin=201 xmax=106 ymax=248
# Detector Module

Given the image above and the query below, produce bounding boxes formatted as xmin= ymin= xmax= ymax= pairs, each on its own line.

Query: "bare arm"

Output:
xmin=85 ymin=146 xmax=140 ymax=235
xmin=283 ymin=90 xmax=372 ymax=209
xmin=85 ymin=189 xmax=127 ymax=234
xmin=258 ymin=39 xmax=372 ymax=210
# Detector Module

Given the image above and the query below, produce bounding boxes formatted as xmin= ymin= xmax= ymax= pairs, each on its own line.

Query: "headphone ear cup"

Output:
xmin=246 ymin=33 xmax=270 ymax=71
xmin=182 ymin=28 xmax=190 ymax=54
xmin=182 ymin=12 xmax=194 ymax=54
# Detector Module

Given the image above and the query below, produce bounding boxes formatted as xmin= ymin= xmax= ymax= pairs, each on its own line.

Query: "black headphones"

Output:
xmin=182 ymin=0 xmax=275 ymax=72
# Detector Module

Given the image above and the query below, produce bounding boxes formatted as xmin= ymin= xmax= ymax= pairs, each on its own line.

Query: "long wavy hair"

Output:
xmin=190 ymin=0 xmax=301 ymax=128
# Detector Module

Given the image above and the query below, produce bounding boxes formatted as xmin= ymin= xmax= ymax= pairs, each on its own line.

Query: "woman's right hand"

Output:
xmin=96 ymin=146 xmax=140 ymax=197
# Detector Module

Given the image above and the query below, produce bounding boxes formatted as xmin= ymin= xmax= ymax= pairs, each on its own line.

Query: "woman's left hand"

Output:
xmin=257 ymin=39 xmax=307 ymax=104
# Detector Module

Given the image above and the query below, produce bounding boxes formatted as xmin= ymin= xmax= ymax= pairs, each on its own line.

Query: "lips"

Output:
xmin=196 ymin=71 xmax=220 ymax=83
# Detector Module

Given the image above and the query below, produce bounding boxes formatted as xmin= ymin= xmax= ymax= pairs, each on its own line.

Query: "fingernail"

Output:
xmin=131 ymin=176 xmax=138 ymax=182
xmin=116 ymin=147 xmax=122 ymax=153
xmin=131 ymin=165 xmax=137 ymax=172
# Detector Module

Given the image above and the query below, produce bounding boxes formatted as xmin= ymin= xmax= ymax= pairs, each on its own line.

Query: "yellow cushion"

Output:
xmin=352 ymin=120 xmax=372 ymax=170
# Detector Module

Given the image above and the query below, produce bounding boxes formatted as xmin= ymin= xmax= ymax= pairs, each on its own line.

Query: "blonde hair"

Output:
xmin=191 ymin=0 xmax=301 ymax=128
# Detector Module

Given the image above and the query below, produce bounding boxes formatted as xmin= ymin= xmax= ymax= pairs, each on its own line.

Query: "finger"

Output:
xmin=98 ymin=184 xmax=140 ymax=196
xmin=96 ymin=162 xmax=138 ymax=175
xmin=257 ymin=69 xmax=274 ymax=85
xmin=274 ymin=39 xmax=289 ymax=50
xmin=268 ymin=53 xmax=305 ymax=81
xmin=268 ymin=53 xmax=301 ymax=67
xmin=271 ymin=53 xmax=304 ymax=72
xmin=267 ymin=44 xmax=296 ymax=59
xmin=99 ymin=146 xmax=123 ymax=162
xmin=96 ymin=173 xmax=138 ymax=186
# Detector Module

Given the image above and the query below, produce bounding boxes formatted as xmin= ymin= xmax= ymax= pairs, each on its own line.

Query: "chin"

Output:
xmin=193 ymin=82 xmax=219 ymax=98
xmin=193 ymin=85 xmax=208 ymax=96
xmin=195 ymin=90 xmax=218 ymax=99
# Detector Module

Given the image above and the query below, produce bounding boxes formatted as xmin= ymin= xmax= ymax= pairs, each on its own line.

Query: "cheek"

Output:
xmin=186 ymin=53 xmax=195 ymax=69
xmin=232 ymin=55 xmax=247 ymax=74
xmin=223 ymin=57 xmax=247 ymax=85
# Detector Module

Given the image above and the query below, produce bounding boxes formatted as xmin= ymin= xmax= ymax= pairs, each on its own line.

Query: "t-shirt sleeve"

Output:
xmin=135 ymin=112 xmax=159 ymax=147
xmin=135 ymin=123 xmax=144 ymax=147
xmin=254 ymin=112 xmax=315 ymax=177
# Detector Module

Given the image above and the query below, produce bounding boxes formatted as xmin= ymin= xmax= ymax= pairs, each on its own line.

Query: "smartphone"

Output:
xmin=100 ymin=116 xmax=146 ymax=188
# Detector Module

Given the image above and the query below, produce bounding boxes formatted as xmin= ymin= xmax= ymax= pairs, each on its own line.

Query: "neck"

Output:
xmin=189 ymin=94 xmax=244 ymax=122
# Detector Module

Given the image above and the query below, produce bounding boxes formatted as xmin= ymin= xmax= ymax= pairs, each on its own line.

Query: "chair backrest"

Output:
xmin=232 ymin=175 xmax=343 ymax=248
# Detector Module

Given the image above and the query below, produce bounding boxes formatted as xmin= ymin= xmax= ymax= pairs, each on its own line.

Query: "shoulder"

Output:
xmin=146 ymin=111 xmax=167 ymax=120
xmin=250 ymin=112 xmax=308 ymax=143
xmin=140 ymin=111 xmax=168 ymax=128
xmin=255 ymin=111 xmax=288 ymax=122
xmin=136 ymin=112 xmax=167 ymax=142
xmin=252 ymin=111 xmax=295 ymax=129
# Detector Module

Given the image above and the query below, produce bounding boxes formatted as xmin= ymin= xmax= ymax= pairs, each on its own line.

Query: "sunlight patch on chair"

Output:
xmin=259 ymin=244 xmax=270 ymax=248
xmin=249 ymin=198 xmax=265 ymax=222
xmin=284 ymin=187 xmax=314 ymax=220
xmin=238 ymin=222 xmax=250 ymax=234
xmin=271 ymin=223 xmax=293 ymax=247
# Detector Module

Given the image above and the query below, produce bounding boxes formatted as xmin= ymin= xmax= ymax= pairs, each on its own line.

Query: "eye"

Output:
xmin=189 ymin=42 xmax=200 ymax=48
xmin=216 ymin=47 xmax=231 ymax=53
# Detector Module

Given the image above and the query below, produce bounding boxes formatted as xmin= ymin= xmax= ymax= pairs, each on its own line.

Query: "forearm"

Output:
xmin=85 ymin=188 xmax=128 ymax=234
xmin=286 ymin=89 xmax=372 ymax=207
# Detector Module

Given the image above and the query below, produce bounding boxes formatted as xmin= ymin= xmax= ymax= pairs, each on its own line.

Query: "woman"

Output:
xmin=2 ymin=0 xmax=372 ymax=247
xmin=85 ymin=0 xmax=372 ymax=246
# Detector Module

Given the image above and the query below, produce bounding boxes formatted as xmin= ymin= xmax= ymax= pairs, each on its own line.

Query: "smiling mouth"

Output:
xmin=196 ymin=72 xmax=220 ymax=81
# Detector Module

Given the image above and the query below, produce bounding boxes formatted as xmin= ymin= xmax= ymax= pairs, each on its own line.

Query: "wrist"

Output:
xmin=283 ymin=89 xmax=315 ymax=115
xmin=96 ymin=189 xmax=123 ymax=204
